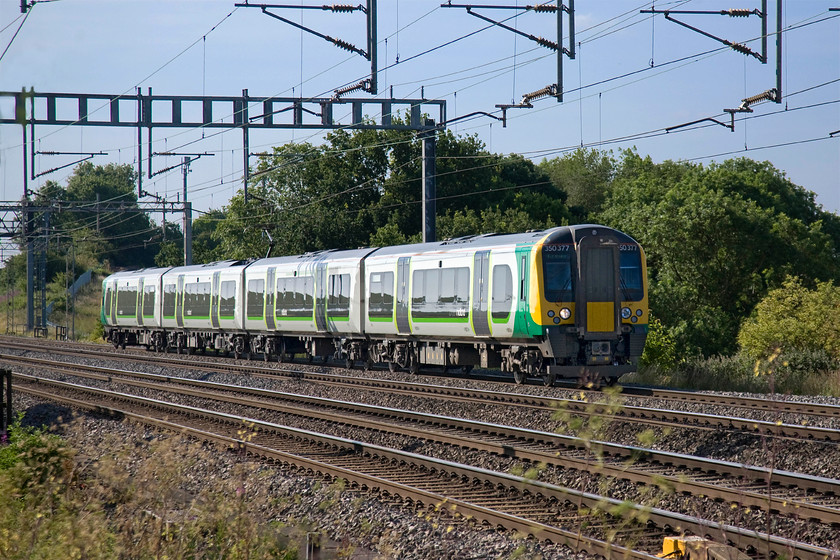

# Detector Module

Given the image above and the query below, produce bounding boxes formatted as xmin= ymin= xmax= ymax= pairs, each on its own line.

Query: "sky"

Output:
xmin=1 ymin=0 xmax=839 ymax=238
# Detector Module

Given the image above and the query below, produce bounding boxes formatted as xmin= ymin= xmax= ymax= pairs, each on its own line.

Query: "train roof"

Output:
xmin=159 ymin=259 xmax=251 ymax=274
xmin=250 ymin=247 xmax=376 ymax=267
xmin=104 ymin=225 xmax=639 ymax=280
xmin=367 ymin=224 xmax=635 ymax=257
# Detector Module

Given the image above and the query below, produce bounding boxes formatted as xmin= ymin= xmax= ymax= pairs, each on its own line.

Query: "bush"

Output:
xmin=630 ymin=350 xmax=840 ymax=396
xmin=738 ymin=277 xmax=840 ymax=361
xmin=0 ymin=419 xmax=299 ymax=560
xmin=639 ymin=315 xmax=678 ymax=370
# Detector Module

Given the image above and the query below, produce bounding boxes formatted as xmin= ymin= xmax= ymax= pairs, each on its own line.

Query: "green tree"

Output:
xmin=216 ymin=125 xmax=572 ymax=258
xmin=738 ymin=276 xmax=840 ymax=361
xmin=539 ymin=148 xmax=616 ymax=219
xmin=599 ymin=152 xmax=840 ymax=357
xmin=154 ymin=241 xmax=183 ymax=267
xmin=32 ymin=162 xmax=160 ymax=269
xmin=192 ymin=210 xmax=225 ymax=264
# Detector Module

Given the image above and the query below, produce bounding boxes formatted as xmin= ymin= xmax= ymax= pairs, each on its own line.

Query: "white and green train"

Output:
xmin=102 ymin=224 xmax=648 ymax=385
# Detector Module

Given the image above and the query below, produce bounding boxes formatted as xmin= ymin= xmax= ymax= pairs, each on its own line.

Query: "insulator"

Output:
xmin=328 ymin=4 xmax=359 ymax=12
xmin=729 ymin=42 xmax=754 ymax=56
xmin=534 ymin=36 xmax=559 ymax=51
xmin=333 ymin=81 xmax=366 ymax=98
xmin=741 ymin=89 xmax=777 ymax=107
xmin=522 ymin=84 xmax=558 ymax=104
xmin=530 ymin=4 xmax=558 ymax=13
xmin=332 ymin=37 xmax=361 ymax=54
xmin=726 ymin=9 xmax=753 ymax=17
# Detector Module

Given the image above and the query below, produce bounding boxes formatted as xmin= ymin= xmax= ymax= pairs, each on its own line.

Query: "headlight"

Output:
xmin=559 ymin=307 xmax=571 ymax=320
xmin=621 ymin=307 xmax=632 ymax=319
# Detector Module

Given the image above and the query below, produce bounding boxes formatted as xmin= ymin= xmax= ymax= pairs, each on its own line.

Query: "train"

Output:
xmin=101 ymin=224 xmax=648 ymax=385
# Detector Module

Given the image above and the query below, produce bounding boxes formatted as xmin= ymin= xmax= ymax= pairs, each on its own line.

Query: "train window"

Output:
xmin=412 ymin=270 xmax=426 ymax=305
xmin=247 ymin=279 xmax=265 ymax=319
xmin=619 ymin=246 xmax=644 ymax=302
xmin=116 ymin=285 xmax=137 ymax=317
xmin=142 ymin=285 xmax=156 ymax=318
xmin=219 ymin=280 xmax=236 ymax=317
xmin=542 ymin=245 xmax=574 ymax=302
xmin=519 ymin=256 xmax=527 ymax=301
xmin=368 ymin=271 xmax=394 ymax=320
xmin=163 ymin=283 xmax=176 ymax=317
xmin=584 ymin=248 xmax=614 ymax=302
xmin=104 ymin=286 xmax=112 ymax=314
xmin=275 ymin=276 xmax=313 ymax=318
xmin=411 ymin=267 xmax=470 ymax=320
xmin=328 ymin=273 xmax=351 ymax=318
xmin=184 ymin=282 xmax=211 ymax=318
xmin=492 ymin=265 xmax=513 ymax=320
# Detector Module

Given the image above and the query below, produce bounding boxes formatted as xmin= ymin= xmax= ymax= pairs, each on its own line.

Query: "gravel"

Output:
xmin=5 ymin=344 xmax=840 ymax=556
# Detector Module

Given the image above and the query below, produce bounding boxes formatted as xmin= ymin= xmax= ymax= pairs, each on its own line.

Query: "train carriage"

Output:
xmin=243 ymin=248 xmax=373 ymax=361
xmin=102 ymin=267 xmax=169 ymax=349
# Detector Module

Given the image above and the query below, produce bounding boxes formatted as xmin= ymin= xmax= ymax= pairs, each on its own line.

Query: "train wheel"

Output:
xmin=460 ymin=365 xmax=473 ymax=375
xmin=345 ymin=357 xmax=354 ymax=370
xmin=512 ymin=364 xmax=526 ymax=385
xmin=363 ymin=359 xmax=373 ymax=371
xmin=542 ymin=370 xmax=556 ymax=387
xmin=388 ymin=361 xmax=397 ymax=373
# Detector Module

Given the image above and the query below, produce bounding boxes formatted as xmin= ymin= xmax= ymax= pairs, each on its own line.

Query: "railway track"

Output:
xmin=8 ymin=335 xmax=840 ymax=418
xmin=10 ymin=356 xmax=840 ymax=529
xmin=3 ymin=342 xmax=840 ymax=444
xmin=7 ymin=336 xmax=840 ymax=417
xmin=13 ymin=373 xmax=836 ymax=560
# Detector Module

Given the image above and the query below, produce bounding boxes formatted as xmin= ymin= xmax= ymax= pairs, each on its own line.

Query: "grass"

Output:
xmin=2 ymin=274 xmax=105 ymax=342
xmin=0 ymin=416 xmax=299 ymax=560
xmin=625 ymin=350 xmax=840 ymax=397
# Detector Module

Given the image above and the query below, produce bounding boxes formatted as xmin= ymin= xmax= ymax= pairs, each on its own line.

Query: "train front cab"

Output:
xmin=537 ymin=225 xmax=648 ymax=384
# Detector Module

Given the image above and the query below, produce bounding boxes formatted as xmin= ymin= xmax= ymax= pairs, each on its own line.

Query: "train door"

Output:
xmin=577 ymin=235 xmax=619 ymax=336
xmin=514 ymin=250 xmax=531 ymax=336
xmin=136 ymin=278 xmax=145 ymax=327
xmin=210 ymin=271 xmax=220 ymax=328
xmin=108 ymin=281 xmax=117 ymax=324
xmin=472 ymin=251 xmax=491 ymax=336
xmin=265 ymin=267 xmax=276 ymax=330
xmin=395 ymin=257 xmax=411 ymax=334
xmin=176 ymin=274 xmax=185 ymax=328
xmin=315 ymin=263 xmax=328 ymax=332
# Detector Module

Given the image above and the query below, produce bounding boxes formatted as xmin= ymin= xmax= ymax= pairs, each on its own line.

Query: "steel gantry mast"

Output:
xmin=1 ymin=89 xmax=446 ymax=330
xmin=442 ymin=1 xmax=575 ymax=123
xmin=645 ymin=1 xmax=785 ymax=133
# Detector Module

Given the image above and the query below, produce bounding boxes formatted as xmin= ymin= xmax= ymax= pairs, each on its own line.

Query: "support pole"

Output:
xmin=1 ymin=369 xmax=11 ymax=434
xmin=242 ymin=89 xmax=250 ymax=203
xmin=137 ymin=87 xmax=143 ymax=198
xmin=25 ymin=230 xmax=33 ymax=331
xmin=368 ymin=0 xmax=378 ymax=94
xmin=421 ymin=121 xmax=436 ymax=243
xmin=557 ymin=0 xmax=563 ymax=102
xmin=22 ymin=107 xmax=34 ymax=331
xmin=775 ymin=0 xmax=782 ymax=102
xmin=183 ymin=157 xmax=193 ymax=266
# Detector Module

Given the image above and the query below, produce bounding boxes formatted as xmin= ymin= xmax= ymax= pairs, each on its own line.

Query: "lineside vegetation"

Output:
xmin=2 ymin=127 xmax=839 ymax=393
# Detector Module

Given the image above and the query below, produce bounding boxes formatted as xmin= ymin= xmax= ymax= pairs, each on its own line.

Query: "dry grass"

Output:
xmin=0 ymin=417 xmax=299 ymax=560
